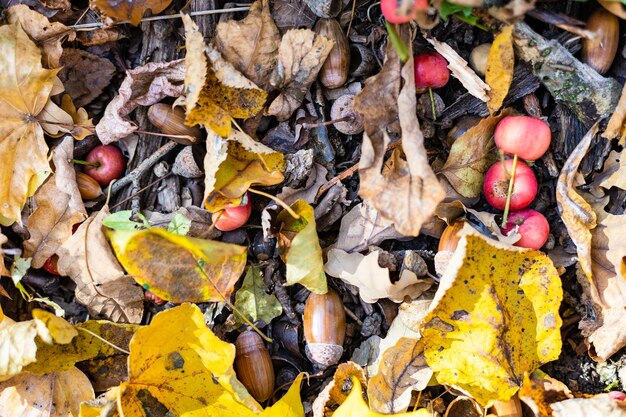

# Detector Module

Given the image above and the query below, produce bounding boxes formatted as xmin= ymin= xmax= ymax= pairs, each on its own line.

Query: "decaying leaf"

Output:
xmin=95 ymin=59 xmax=185 ymax=144
xmin=5 ymin=5 xmax=75 ymax=68
xmin=106 ymin=227 xmax=247 ymax=303
xmin=267 ymin=29 xmax=334 ymax=121
xmin=56 ymin=208 xmax=144 ymax=323
xmin=486 ymin=25 xmax=514 ymax=114
xmin=0 ymin=367 xmax=94 ymax=417
xmin=215 ymin=0 xmax=280 ymax=89
xmin=438 ymin=110 xmax=514 ymax=198
xmin=0 ymin=23 xmax=59 ymax=225
xmin=551 ymin=396 xmax=626 ymax=417
xmin=421 ymin=233 xmax=562 ymax=406
xmin=0 ymin=233 xmax=9 ymax=277
xmin=60 ymin=94 xmax=95 ymax=140
xmin=519 ymin=371 xmax=573 ymax=417
xmin=602 ymin=84 xmax=626 ymax=142
xmin=356 ymin=28 xmax=445 ymax=236
xmin=277 ymin=200 xmax=327 ymax=294
xmin=593 ymin=148 xmax=626 ymax=192
xmin=325 ymin=248 xmax=430 ymax=303
xmin=59 ymin=48 xmax=116 ymax=107
xmin=181 ymin=14 xmax=267 ymax=138
xmin=312 ymin=362 xmax=367 ymax=417
xmin=367 ymin=338 xmax=433 ymax=414
xmin=90 ymin=0 xmax=172 ymax=26
xmin=232 ymin=266 xmax=282 ymax=327
xmin=23 ymin=137 xmax=87 ymax=268
xmin=204 ymin=128 xmax=285 ymax=212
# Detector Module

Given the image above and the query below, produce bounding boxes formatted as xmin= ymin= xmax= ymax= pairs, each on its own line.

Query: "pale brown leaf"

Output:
xmin=0 ymin=233 xmax=8 ymax=277
xmin=603 ymin=83 xmax=626 ymax=142
xmin=58 ymin=48 xmax=116 ymax=107
xmin=551 ymin=396 xmax=626 ymax=417
xmin=24 ymin=136 xmax=87 ymax=268
xmin=56 ymin=208 xmax=144 ymax=323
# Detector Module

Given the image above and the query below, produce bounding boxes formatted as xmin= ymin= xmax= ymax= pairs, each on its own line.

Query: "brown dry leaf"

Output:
xmin=56 ymin=208 xmax=144 ymax=323
xmin=90 ymin=0 xmax=172 ymax=25
xmin=267 ymin=29 xmax=334 ymax=121
xmin=0 ymin=233 xmax=8 ymax=277
xmin=551 ymin=396 xmax=626 ymax=417
xmin=425 ymin=35 xmax=490 ymax=102
xmin=5 ymin=5 xmax=75 ymax=68
xmin=58 ymin=48 xmax=116 ymax=107
xmin=367 ymin=338 xmax=432 ymax=414
xmin=489 ymin=0 xmax=537 ymax=23
xmin=215 ymin=0 xmax=280 ymax=89
xmin=438 ymin=110 xmax=514 ymax=198
xmin=0 ymin=367 xmax=94 ymax=417
xmin=312 ymin=362 xmax=367 ymax=417
xmin=95 ymin=59 xmax=185 ymax=144
xmin=592 ymin=148 xmax=626 ymax=192
xmin=61 ymin=94 xmax=95 ymax=140
xmin=23 ymin=136 xmax=87 ymax=268
xmin=486 ymin=25 xmax=514 ymax=114
xmin=519 ymin=371 xmax=573 ymax=417
xmin=603 ymin=84 xmax=626 ymax=143
xmin=334 ymin=202 xmax=404 ymax=253
xmin=355 ymin=28 xmax=445 ymax=237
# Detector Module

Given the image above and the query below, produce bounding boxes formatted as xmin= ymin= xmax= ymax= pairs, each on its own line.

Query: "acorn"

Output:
xmin=234 ymin=331 xmax=275 ymax=403
xmin=76 ymin=171 xmax=103 ymax=200
xmin=303 ymin=289 xmax=346 ymax=368
xmin=581 ymin=9 xmax=619 ymax=75
xmin=147 ymin=103 xmax=203 ymax=145
xmin=315 ymin=18 xmax=350 ymax=89
xmin=469 ymin=43 xmax=491 ymax=78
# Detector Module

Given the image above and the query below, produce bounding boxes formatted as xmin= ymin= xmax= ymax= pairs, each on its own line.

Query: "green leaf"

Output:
xmin=167 ymin=213 xmax=192 ymax=235
xmin=439 ymin=0 xmax=472 ymax=19
xmin=102 ymin=211 xmax=148 ymax=231
xmin=232 ymin=266 xmax=282 ymax=328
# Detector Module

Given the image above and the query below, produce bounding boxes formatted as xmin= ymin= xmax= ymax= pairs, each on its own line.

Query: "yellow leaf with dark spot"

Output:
xmin=421 ymin=233 xmax=562 ymax=406
xmin=486 ymin=25 xmax=514 ymax=114
xmin=106 ymin=228 xmax=247 ymax=303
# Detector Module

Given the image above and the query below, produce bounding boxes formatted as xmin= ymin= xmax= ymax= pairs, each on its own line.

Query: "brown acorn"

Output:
xmin=582 ymin=9 xmax=619 ymax=75
xmin=303 ymin=289 xmax=346 ymax=367
xmin=315 ymin=18 xmax=350 ymax=89
xmin=76 ymin=171 xmax=102 ymax=200
xmin=147 ymin=103 xmax=203 ymax=145
xmin=234 ymin=331 xmax=275 ymax=403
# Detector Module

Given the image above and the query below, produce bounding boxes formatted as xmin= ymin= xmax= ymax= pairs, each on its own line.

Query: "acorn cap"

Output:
xmin=172 ymin=147 xmax=203 ymax=178
xmin=330 ymin=95 xmax=364 ymax=135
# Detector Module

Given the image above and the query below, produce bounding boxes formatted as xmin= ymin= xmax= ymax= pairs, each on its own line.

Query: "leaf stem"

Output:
xmin=77 ymin=327 xmax=131 ymax=355
xmin=501 ymin=154 xmax=518 ymax=228
xmin=73 ymin=159 xmax=100 ymax=167
xmin=385 ymin=21 xmax=410 ymax=63
xmin=248 ymin=188 xmax=300 ymax=219
xmin=428 ymin=87 xmax=437 ymax=121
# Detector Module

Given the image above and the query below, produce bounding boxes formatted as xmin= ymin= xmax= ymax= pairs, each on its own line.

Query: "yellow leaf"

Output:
xmin=107 ymin=227 xmax=247 ymax=303
xmin=61 ymin=94 xmax=95 ymax=140
xmin=333 ymin=377 xmax=434 ymax=417
xmin=31 ymin=309 xmax=78 ymax=344
xmin=181 ymin=14 xmax=267 ymax=138
xmin=117 ymin=304 xmax=261 ymax=417
xmin=260 ymin=374 xmax=305 ymax=417
xmin=0 ymin=23 xmax=57 ymax=225
xmin=486 ymin=25 xmax=514 ymax=114
xmin=277 ymin=200 xmax=327 ymax=294
xmin=519 ymin=371 xmax=573 ymax=417
xmin=421 ymin=233 xmax=562 ymax=406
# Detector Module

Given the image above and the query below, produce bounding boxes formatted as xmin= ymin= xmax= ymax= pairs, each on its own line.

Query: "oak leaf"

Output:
xmin=486 ymin=26 xmax=514 ymax=114
xmin=215 ymin=0 xmax=280 ymax=89
xmin=23 ymin=137 xmax=87 ymax=268
xmin=181 ymin=14 xmax=267 ymax=138
xmin=421 ymin=233 xmax=562 ymax=406
xmin=232 ymin=266 xmax=282 ymax=328
xmin=593 ymin=148 xmax=626 ymax=192
xmin=56 ymin=208 xmax=144 ymax=323
xmin=106 ymin=227 xmax=247 ymax=303
xmin=90 ymin=0 xmax=172 ymax=25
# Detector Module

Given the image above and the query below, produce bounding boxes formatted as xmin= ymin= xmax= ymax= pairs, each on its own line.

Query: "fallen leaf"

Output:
xmin=0 ymin=23 xmax=58 ymax=225
xmin=333 ymin=377 xmax=434 ymax=417
xmin=325 ymin=248 xmax=430 ymax=303
xmin=117 ymin=304 xmax=261 ymax=416
xmin=0 ymin=233 xmax=9 ymax=277
xmin=106 ymin=227 xmax=247 ymax=303
xmin=0 ymin=368 xmax=94 ymax=417
xmin=215 ymin=0 xmax=280 ymax=89
xmin=260 ymin=374 xmax=305 ymax=417
xmin=367 ymin=338 xmax=433 ymax=414
xmin=181 ymin=14 xmax=267 ymax=138
xmin=277 ymin=163 xmax=328 ymax=206
xmin=232 ymin=266 xmax=282 ymax=327
xmin=204 ymin=128 xmax=285 ymax=212
xmin=5 ymin=5 xmax=75 ymax=68
xmin=486 ymin=25 xmax=514 ymax=114
xmin=267 ymin=29 xmax=334 ymax=121
xmin=60 ymin=94 xmax=95 ymax=140
xmin=23 ymin=137 xmax=87 ymax=268
xmin=56 ymin=208 xmax=145 ymax=323
xmin=519 ymin=371 xmax=573 ymax=417
xmin=551 ymin=396 xmax=626 ymax=417
xmin=58 ymin=48 xmax=116 ymax=107
xmin=592 ymin=148 xmax=626 ymax=192
xmin=438 ymin=110 xmax=514 ymax=198
xmin=421 ymin=233 xmax=562 ymax=406
xmin=90 ymin=0 xmax=173 ymax=25
xmin=95 ymin=59 xmax=185 ymax=144
xmin=277 ymin=200 xmax=327 ymax=294
xmin=312 ymin=362 xmax=367 ymax=417
xmin=356 ymin=28 xmax=445 ymax=236
xmin=602 ymin=79 xmax=626 ymax=142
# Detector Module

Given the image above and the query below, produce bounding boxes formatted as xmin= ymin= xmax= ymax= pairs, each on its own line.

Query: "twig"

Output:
xmin=77 ymin=327 xmax=130 ymax=355
xmin=111 ymin=141 xmax=178 ymax=194
xmin=110 ymin=173 xmax=173 ymax=211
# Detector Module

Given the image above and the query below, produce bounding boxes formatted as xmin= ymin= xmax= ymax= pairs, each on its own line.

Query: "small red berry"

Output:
xmin=501 ymin=209 xmax=549 ymax=250
xmin=414 ymin=52 xmax=450 ymax=91
xmin=381 ymin=0 xmax=428 ymax=24
xmin=42 ymin=256 xmax=60 ymax=275
xmin=211 ymin=194 xmax=252 ymax=232
xmin=483 ymin=159 xmax=537 ymax=211
xmin=494 ymin=116 xmax=551 ymax=161
xmin=145 ymin=290 xmax=166 ymax=305
xmin=608 ymin=391 xmax=626 ymax=401
xmin=84 ymin=145 xmax=126 ymax=186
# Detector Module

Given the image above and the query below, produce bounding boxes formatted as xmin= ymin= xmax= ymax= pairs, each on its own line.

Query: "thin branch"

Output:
xmin=111 ymin=141 xmax=178 ymax=194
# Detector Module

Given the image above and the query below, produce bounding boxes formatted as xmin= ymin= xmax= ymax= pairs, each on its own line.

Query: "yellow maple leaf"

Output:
xmin=486 ymin=25 xmax=514 ymax=114
xmin=421 ymin=233 xmax=562 ymax=406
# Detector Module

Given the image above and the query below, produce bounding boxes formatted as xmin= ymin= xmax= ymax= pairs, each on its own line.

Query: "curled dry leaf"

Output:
xmin=56 ymin=208 xmax=145 ymax=324
xmin=0 ymin=367 xmax=94 ymax=417
xmin=422 ymin=234 xmax=562 ymax=406
xmin=90 ymin=0 xmax=172 ymax=25
xmin=95 ymin=59 xmax=185 ymax=144
xmin=23 ymin=136 xmax=87 ymax=268
xmin=215 ymin=0 xmax=280 ymax=89
xmin=356 ymin=28 xmax=445 ymax=236
xmin=486 ymin=25 xmax=514 ymax=114
xmin=5 ymin=5 xmax=75 ymax=68
xmin=267 ymin=29 xmax=334 ymax=121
